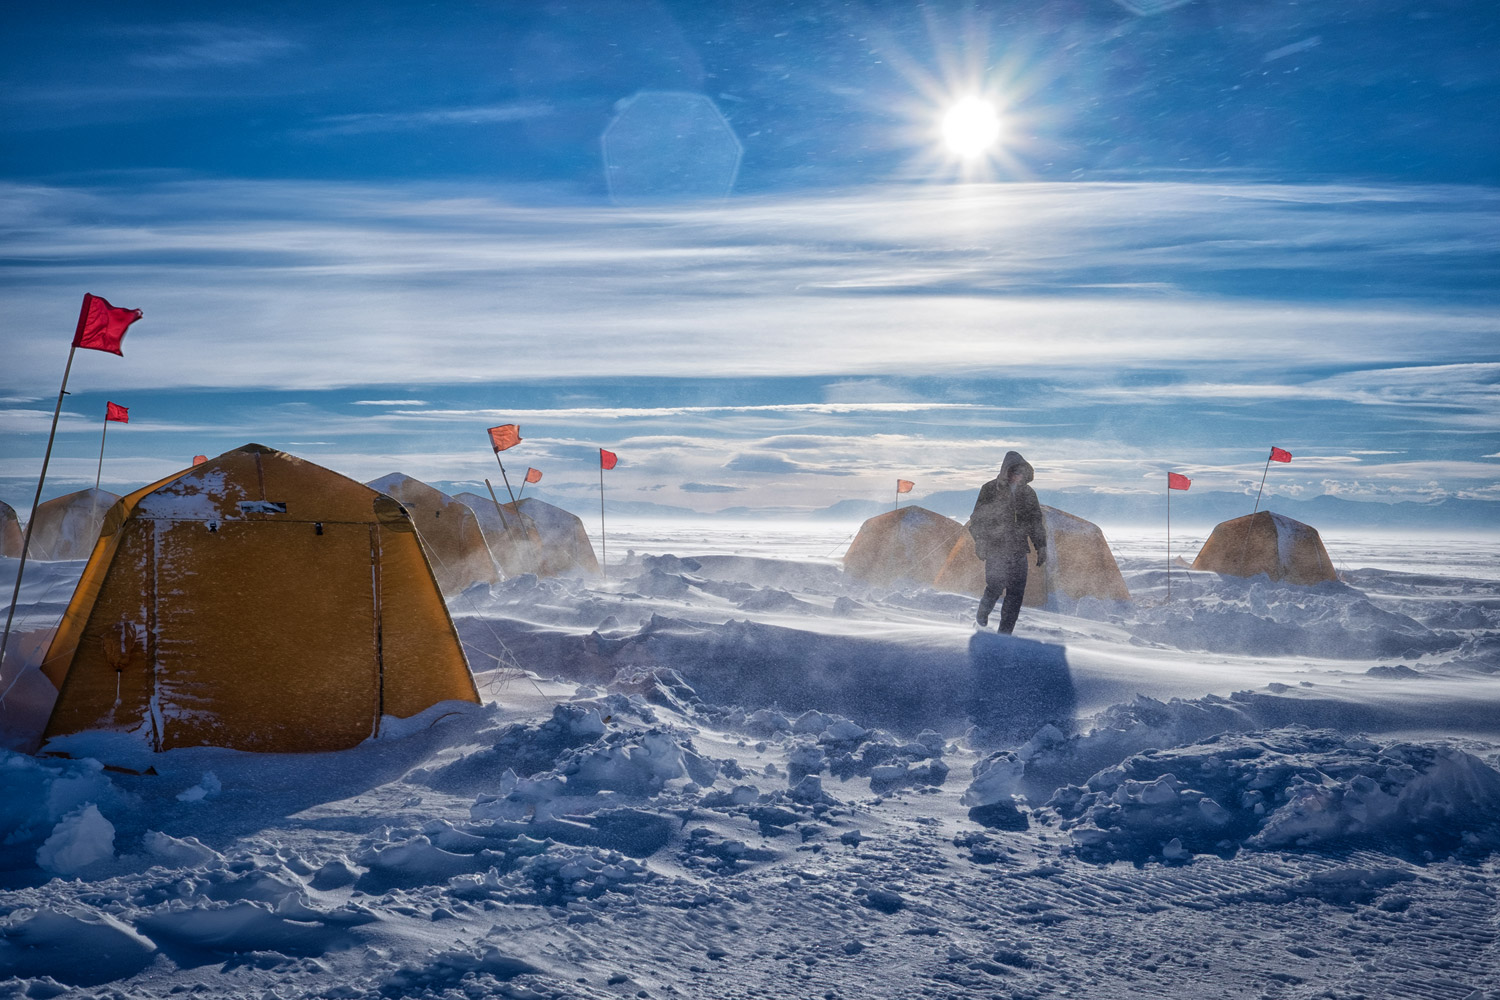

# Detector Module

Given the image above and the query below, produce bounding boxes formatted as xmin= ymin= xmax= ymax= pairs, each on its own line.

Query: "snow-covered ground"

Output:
xmin=3 ymin=520 xmax=1499 ymax=999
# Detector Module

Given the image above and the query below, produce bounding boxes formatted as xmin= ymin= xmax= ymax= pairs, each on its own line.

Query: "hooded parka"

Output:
xmin=968 ymin=451 xmax=1047 ymax=562
xmin=967 ymin=450 xmax=1048 ymax=633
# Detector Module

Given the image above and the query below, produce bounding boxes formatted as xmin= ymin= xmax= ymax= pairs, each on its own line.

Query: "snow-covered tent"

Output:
xmin=25 ymin=488 xmax=120 ymax=560
xmin=1192 ymin=510 xmax=1337 ymax=585
xmin=934 ymin=505 xmax=1132 ymax=605
xmin=843 ymin=506 xmax=965 ymax=587
xmin=0 ymin=499 xmax=22 ymax=557
xmin=455 ymin=493 xmax=601 ymax=578
xmin=39 ymin=444 xmax=479 ymax=754
xmin=366 ymin=473 xmax=499 ymax=595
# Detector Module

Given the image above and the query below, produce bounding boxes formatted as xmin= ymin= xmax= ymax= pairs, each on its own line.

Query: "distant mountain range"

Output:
xmin=437 ymin=484 xmax=1497 ymax=532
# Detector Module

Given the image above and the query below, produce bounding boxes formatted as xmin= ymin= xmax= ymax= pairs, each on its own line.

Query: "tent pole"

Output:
xmin=2 ymin=345 xmax=77 ymax=677
xmin=484 ymin=478 xmax=510 ymax=531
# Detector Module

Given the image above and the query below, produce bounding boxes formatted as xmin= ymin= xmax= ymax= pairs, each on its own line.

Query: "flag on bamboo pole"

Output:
xmin=525 ymin=467 xmax=542 ymax=484
xmin=488 ymin=424 xmax=522 ymax=452
xmin=105 ymin=401 xmax=129 ymax=423
xmin=1168 ymin=472 xmax=1191 ymax=490
xmin=72 ymin=294 xmax=143 ymax=355
xmin=896 ymin=479 xmax=914 ymax=494
xmin=1269 ymin=447 xmax=1292 ymax=463
xmin=600 ymin=448 xmax=618 ymax=470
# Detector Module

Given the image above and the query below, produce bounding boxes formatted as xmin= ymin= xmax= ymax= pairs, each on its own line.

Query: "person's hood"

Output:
xmin=997 ymin=450 xmax=1034 ymax=485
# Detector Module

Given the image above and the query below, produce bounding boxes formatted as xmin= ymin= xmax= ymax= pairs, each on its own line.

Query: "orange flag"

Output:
xmin=896 ymin=479 xmax=914 ymax=494
xmin=488 ymin=424 xmax=521 ymax=452
xmin=525 ymin=467 xmax=542 ymax=483
xmin=193 ymin=455 xmax=207 ymax=465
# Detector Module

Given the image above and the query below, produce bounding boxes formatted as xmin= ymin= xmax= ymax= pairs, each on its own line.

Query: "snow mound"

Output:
xmin=1131 ymin=579 xmax=1445 ymax=659
xmin=1044 ymin=729 xmax=1500 ymax=863
xmin=0 ymin=908 xmax=157 ymax=987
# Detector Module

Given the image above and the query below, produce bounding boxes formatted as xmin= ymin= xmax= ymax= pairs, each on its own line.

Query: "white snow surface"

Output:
xmin=1 ymin=521 xmax=1498 ymax=998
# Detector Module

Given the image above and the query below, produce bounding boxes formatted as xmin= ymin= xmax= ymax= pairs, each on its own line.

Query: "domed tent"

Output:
xmin=843 ymin=506 xmax=965 ymax=588
xmin=366 ymin=474 xmax=499 ymax=595
xmin=1192 ymin=510 xmax=1337 ymax=585
xmin=455 ymin=493 xmax=600 ymax=578
xmin=26 ymin=488 xmax=120 ymax=560
xmin=39 ymin=444 xmax=479 ymax=754
xmin=934 ymin=506 xmax=1132 ymax=606
xmin=0 ymin=499 xmax=22 ymax=557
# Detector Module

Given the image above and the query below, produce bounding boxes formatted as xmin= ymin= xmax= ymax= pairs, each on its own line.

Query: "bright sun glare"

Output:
xmin=940 ymin=96 xmax=1002 ymax=159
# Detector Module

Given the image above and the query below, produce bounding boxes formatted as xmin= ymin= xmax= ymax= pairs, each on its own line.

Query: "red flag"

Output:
xmin=896 ymin=479 xmax=914 ymax=494
xmin=1269 ymin=446 xmax=1292 ymax=463
xmin=192 ymin=455 xmax=207 ymax=465
xmin=599 ymin=448 xmax=618 ymax=470
xmin=105 ymin=401 xmax=129 ymax=424
xmin=525 ymin=467 xmax=542 ymax=484
xmin=488 ymin=424 xmax=521 ymax=452
xmin=1168 ymin=472 xmax=1191 ymax=490
xmin=72 ymin=293 xmax=143 ymax=356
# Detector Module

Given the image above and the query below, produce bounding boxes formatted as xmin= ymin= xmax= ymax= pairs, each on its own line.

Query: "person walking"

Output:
xmin=967 ymin=450 xmax=1047 ymax=634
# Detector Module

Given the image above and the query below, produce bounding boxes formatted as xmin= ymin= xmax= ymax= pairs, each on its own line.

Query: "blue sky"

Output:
xmin=1 ymin=1 xmax=1497 ymax=519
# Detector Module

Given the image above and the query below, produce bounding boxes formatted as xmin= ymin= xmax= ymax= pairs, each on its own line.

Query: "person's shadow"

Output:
xmin=966 ymin=632 xmax=1076 ymax=745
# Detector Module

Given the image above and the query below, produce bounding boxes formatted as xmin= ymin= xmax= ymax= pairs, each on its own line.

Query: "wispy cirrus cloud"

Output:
xmin=128 ymin=24 xmax=300 ymax=71
xmin=304 ymin=103 xmax=553 ymax=137
xmin=3 ymin=179 xmax=1496 ymax=393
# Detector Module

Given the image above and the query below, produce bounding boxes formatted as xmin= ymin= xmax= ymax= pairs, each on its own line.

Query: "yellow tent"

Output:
xmin=26 ymin=488 xmax=120 ymax=560
xmin=1 ymin=500 xmax=21 ymax=558
xmin=455 ymin=493 xmax=601 ymax=578
xmin=366 ymin=473 xmax=499 ymax=595
xmin=1192 ymin=510 xmax=1337 ymax=585
xmin=40 ymin=444 xmax=479 ymax=754
xmin=843 ymin=506 xmax=965 ymax=587
xmin=934 ymin=505 xmax=1132 ymax=605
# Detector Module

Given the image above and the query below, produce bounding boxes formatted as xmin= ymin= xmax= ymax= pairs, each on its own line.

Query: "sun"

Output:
xmin=940 ymin=96 xmax=1002 ymax=159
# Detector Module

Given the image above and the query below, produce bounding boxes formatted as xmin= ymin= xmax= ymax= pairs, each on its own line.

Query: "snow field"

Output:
xmin=1 ymin=527 xmax=1498 ymax=998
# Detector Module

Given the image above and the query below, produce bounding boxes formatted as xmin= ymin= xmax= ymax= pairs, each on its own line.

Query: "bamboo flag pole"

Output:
xmin=1251 ymin=454 xmax=1272 ymax=515
xmin=3 ymin=295 xmax=142 ymax=675
xmin=598 ymin=448 xmax=617 ymax=579
xmin=493 ymin=453 xmax=518 ymax=505
xmin=1 ymin=346 xmax=78 ymax=674
xmin=1166 ymin=472 xmax=1191 ymax=604
xmin=95 ymin=405 xmax=110 ymax=490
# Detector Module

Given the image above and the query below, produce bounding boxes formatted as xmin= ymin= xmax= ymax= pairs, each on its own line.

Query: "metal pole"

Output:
xmin=599 ymin=464 xmax=607 ymax=579
xmin=1166 ymin=477 xmax=1172 ymax=603
xmin=2 ymin=346 xmax=77 ymax=675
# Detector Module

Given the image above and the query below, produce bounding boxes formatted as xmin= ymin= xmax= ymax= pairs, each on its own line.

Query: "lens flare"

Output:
xmin=940 ymin=96 xmax=1002 ymax=158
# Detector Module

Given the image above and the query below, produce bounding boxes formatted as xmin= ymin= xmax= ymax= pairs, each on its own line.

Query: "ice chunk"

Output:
xmin=36 ymin=802 xmax=114 ymax=874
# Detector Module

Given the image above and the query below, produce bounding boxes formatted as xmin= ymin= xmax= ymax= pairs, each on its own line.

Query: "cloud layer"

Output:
xmin=1 ymin=178 xmax=1495 ymax=512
